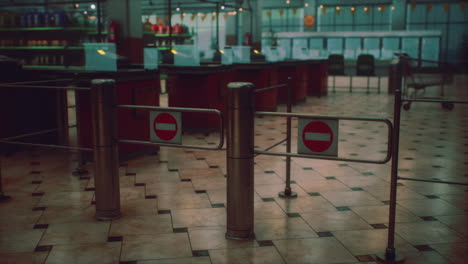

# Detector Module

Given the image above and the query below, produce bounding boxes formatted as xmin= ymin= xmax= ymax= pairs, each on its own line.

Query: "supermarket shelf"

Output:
xmin=0 ymin=27 xmax=96 ymax=31
xmin=0 ymin=46 xmax=84 ymax=50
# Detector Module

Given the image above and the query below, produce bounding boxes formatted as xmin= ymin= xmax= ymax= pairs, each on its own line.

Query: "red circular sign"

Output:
xmin=302 ymin=121 xmax=333 ymax=152
xmin=153 ymin=113 xmax=178 ymax=141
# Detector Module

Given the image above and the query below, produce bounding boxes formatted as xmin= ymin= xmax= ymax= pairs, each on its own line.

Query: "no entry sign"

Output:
xmin=298 ymin=118 xmax=338 ymax=156
xmin=150 ymin=111 xmax=182 ymax=144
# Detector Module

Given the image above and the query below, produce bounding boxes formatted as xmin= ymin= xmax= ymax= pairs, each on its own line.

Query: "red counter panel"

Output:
xmin=76 ymin=79 xmax=160 ymax=161
xmin=277 ymin=63 xmax=308 ymax=104
xmin=307 ymin=62 xmax=328 ymax=97
xmin=234 ymin=65 xmax=279 ymax=111
xmin=166 ymin=70 xmax=231 ymax=131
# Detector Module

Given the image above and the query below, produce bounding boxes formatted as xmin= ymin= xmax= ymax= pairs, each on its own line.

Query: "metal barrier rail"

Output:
xmin=402 ymin=98 xmax=468 ymax=104
xmin=254 ymin=112 xmax=393 ymax=165
xmin=225 ymin=80 xmax=394 ymax=241
xmin=0 ymin=78 xmax=93 ymax=203
xmin=253 ymin=79 xmax=296 ymax=197
xmin=254 ymin=83 xmax=288 ymax=93
xmin=0 ymin=128 xmax=58 ymax=141
xmin=397 ymin=97 xmax=468 ymax=186
xmin=378 ymin=60 xmax=467 ymax=264
xmin=116 ymin=105 xmax=224 ymax=150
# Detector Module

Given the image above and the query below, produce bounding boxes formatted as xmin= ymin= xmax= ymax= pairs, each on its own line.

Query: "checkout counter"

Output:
xmin=1 ymin=44 xmax=328 ymax=157
xmin=160 ymin=45 xmax=328 ymax=130
xmin=0 ymin=56 xmax=160 ymax=161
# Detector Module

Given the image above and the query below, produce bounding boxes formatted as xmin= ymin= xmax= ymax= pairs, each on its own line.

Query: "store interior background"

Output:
xmin=1 ymin=0 xmax=468 ymax=69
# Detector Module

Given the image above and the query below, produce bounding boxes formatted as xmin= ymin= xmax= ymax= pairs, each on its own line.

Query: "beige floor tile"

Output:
xmin=37 ymin=191 xmax=93 ymax=208
xmin=0 ymin=229 xmax=44 ymax=253
xmin=120 ymin=198 xmax=158 ymax=216
xmin=402 ymin=251 xmax=452 ymax=264
xmin=206 ymin=189 xmax=227 ymax=205
xmin=120 ymin=187 xmax=146 ymax=200
xmin=188 ymin=226 xmax=256 ymax=251
xmin=39 ymin=221 xmax=110 ymax=246
xmin=274 ymin=196 xmax=337 ymax=213
xmin=109 ymin=214 xmax=172 ymax=236
xmin=207 ymin=189 xmax=263 ymax=205
xmin=138 ymin=256 xmax=211 ymax=264
xmin=121 ymin=233 xmax=192 ymax=261
xmin=171 ymin=208 xmax=226 ymax=228
xmin=45 ymin=242 xmax=121 ymax=264
xmin=438 ymin=193 xmax=468 ymax=210
xmin=191 ymin=176 xmax=226 ymax=191
xmin=402 ymin=181 xmax=466 ymax=196
xmin=136 ymin=171 xmax=181 ymax=184
xmin=274 ymin=237 xmax=356 ymax=263
xmin=254 ymin=217 xmax=318 ymax=241
xmin=436 ymin=215 xmax=468 ymax=237
xmin=179 ymin=168 xmax=224 ymax=180
xmin=431 ymin=243 xmax=468 ymax=264
xmin=295 ymin=178 xmax=351 ymax=193
xmin=254 ymin=201 xmax=288 ymax=219
xmin=253 ymin=173 xmax=285 ymax=186
xmin=301 ymin=211 xmax=372 ymax=232
xmin=157 ymin=193 xmax=212 ymax=210
xmin=320 ymin=191 xmax=384 ymax=207
xmin=350 ymin=205 xmax=422 ymax=224
xmin=397 ymin=199 xmax=465 ymax=217
xmin=363 ymin=186 xmax=427 ymax=201
xmin=335 ymin=175 xmax=389 ymax=189
xmin=145 ymin=182 xmax=194 ymax=197
xmin=0 ymin=215 xmax=39 ymax=233
xmin=395 ymin=221 xmax=465 ymax=245
xmin=37 ymin=205 xmax=96 ymax=225
xmin=35 ymin=179 xmax=88 ymax=193
xmin=209 ymin=246 xmax=285 ymax=264
xmin=0 ymin=252 xmax=49 ymax=264
xmin=254 ymin=183 xmax=308 ymax=198
xmin=333 ymin=229 xmax=419 ymax=256
xmin=3 ymin=84 xmax=468 ymax=264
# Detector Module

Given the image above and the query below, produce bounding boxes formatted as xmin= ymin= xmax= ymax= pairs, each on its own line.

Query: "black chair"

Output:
xmin=327 ymin=54 xmax=349 ymax=93
xmin=356 ymin=54 xmax=379 ymax=93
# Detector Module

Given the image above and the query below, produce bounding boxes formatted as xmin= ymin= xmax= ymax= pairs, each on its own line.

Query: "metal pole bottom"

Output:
xmin=279 ymin=190 xmax=298 ymax=198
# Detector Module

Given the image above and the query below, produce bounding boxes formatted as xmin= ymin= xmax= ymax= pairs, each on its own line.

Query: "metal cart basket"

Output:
xmin=395 ymin=53 xmax=454 ymax=111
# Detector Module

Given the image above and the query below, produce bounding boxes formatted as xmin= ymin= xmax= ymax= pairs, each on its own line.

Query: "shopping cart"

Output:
xmin=395 ymin=53 xmax=454 ymax=111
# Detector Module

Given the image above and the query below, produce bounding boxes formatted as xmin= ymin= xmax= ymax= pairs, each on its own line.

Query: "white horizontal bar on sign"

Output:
xmin=156 ymin=123 xmax=176 ymax=131
xmin=305 ymin=133 xmax=331 ymax=141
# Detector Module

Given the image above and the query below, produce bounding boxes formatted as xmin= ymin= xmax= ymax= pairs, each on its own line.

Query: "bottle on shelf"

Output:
xmin=143 ymin=19 xmax=152 ymax=32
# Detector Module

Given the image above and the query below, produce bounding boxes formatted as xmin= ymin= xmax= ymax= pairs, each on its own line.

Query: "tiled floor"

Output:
xmin=1 ymin=75 xmax=467 ymax=264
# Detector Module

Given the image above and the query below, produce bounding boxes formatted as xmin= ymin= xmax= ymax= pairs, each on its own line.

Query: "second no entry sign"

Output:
xmin=298 ymin=118 xmax=338 ymax=156
xmin=150 ymin=111 xmax=182 ymax=144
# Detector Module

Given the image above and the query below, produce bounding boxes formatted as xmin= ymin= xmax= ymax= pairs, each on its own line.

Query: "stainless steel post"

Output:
xmin=91 ymin=79 xmax=120 ymax=220
xmin=0 ymin=154 xmax=11 ymax=202
xmin=377 ymin=60 xmax=405 ymax=264
xmin=226 ymin=82 xmax=255 ymax=240
xmin=388 ymin=60 xmax=403 ymax=94
xmin=279 ymin=77 xmax=297 ymax=198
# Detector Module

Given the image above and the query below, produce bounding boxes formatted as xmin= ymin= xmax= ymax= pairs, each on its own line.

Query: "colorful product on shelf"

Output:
xmin=172 ymin=24 xmax=182 ymax=34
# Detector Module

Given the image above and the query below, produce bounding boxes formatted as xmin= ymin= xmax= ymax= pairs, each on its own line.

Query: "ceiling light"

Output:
xmin=90 ymin=4 xmax=96 ymax=9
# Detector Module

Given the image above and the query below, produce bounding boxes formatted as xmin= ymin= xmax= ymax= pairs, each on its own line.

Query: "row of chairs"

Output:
xmin=328 ymin=54 xmax=380 ymax=94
